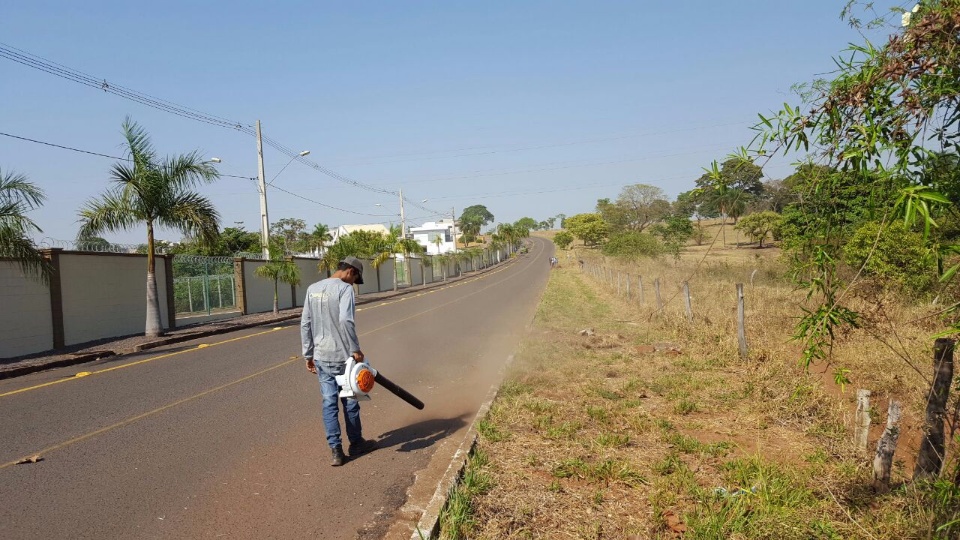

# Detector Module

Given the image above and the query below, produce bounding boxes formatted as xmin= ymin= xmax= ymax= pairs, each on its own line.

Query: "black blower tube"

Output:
xmin=374 ymin=372 xmax=424 ymax=410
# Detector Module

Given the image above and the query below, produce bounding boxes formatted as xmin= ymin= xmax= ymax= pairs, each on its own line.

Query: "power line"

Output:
xmin=0 ymin=130 xmax=255 ymax=180
xmin=0 ymin=131 xmax=125 ymax=160
xmin=0 ymin=43 xmax=253 ymax=134
xmin=0 ymin=42 xmax=450 ymax=214
xmin=0 ymin=129 xmax=431 ymax=218
xmin=269 ymin=184 xmax=399 ymax=217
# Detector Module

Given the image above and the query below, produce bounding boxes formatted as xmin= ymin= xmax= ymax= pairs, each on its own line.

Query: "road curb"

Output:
xmin=411 ymin=354 xmax=515 ymax=540
xmin=0 ymin=351 xmax=117 ymax=380
xmin=132 ymin=314 xmax=302 ymax=352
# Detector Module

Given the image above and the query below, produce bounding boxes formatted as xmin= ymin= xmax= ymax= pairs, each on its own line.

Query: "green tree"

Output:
xmin=271 ymin=217 xmax=309 ymax=254
xmin=461 ymin=205 xmax=494 ymax=227
xmin=459 ymin=215 xmax=482 ymax=246
xmin=0 ymin=168 xmax=52 ymax=282
xmin=320 ymin=229 xmax=391 ymax=272
xmin=514 ymin=217 xmax=538 ymax=231
xmin=371 ymin=232 xmax=426 ymax=291
xmin=78 ymin=118 xmax=219 ymax=337
xmin=309 ymin=223 xmax=333 ymax=256
xmin=171 ymin=226 xmax=260 ymax=256
xmin=733 ymin=211 xmax=781 ymax=248
xmin=611 ymin=184 xmax=672 ymax=232
xmin=696 ymin=157 xmax=764 ymax=224
xmin=564 ymin=213 xmax=608 ymax=246
xmin=254 ymin=241 xmax=301 ymax=314
xmin=748 ymin=1 xmax=960 ymax=391
xmin=651 ymin=214 xmax=694 ymax=257
xmin=218 ymin=226 xmax=261 ymax=255
xmin=553 ymin=230 xmax=574 ymax=250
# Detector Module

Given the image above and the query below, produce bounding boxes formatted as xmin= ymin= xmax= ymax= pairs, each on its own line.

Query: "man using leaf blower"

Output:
xmin=301 ymin=256 xmax=378 ymax=466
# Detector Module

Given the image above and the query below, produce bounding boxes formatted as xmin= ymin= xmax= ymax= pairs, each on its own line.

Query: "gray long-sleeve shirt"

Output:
xmin=300 ymin=277 xmax=360 ymax=368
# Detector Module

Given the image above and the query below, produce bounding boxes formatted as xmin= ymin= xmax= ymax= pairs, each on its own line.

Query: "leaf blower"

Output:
xmin=336 ymin=357 xmax=425 ymax=410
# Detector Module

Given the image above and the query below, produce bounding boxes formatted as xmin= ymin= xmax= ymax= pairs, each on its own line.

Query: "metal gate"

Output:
xmin=172 ymin=256 xmax=237 ymax=315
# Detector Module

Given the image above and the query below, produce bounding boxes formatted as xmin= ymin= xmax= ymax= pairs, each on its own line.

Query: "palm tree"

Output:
xmin=310 ymin=223 xmax=332 ymax=258
xmin=372 ymin=236 xmax=426 ymax=292
xmin=489 ymin=235 xmax=505 ymax=263
xmin=0 ymin=168 xmax=52 ymax=283
xmin=432 ymin=233 xmax=443 ymax=254
xmin=255 ymin=241 xmax=301 ymax=314
xmin=78 ymin=118 xmax=220 ymax=337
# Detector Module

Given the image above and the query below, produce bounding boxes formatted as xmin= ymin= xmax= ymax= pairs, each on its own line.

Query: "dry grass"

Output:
xmin=439 ymin=237 xmax=960 ymax=539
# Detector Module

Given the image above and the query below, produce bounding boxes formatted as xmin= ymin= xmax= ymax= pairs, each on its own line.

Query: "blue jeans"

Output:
xmin=316 ymin=363 xmax=362 ymax=449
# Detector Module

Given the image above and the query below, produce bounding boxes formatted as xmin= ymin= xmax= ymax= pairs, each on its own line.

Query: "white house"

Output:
xmin=330 ymin=223 xmax=392 ymax=243
xmin=303 ymin=223 xmax=392 ymax=258
xmin=410 ymin=219 xmax=457 ymax=255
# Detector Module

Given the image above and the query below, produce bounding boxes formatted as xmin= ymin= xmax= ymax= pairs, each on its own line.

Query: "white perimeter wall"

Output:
xmin=0 ymin=260 xmax=53 ymax=358
xmin=242 ymin=260 xmax=294 ymax=314
xmin=293 ymin=258 xmax=326 ymax=306
xmin=408 ymin=258 xmax=424 ymax=286
xmin=59 ymin=253 xmax=170 ymax=346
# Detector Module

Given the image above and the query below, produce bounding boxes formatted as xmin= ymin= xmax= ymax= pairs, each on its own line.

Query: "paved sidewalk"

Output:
xmin=0 ymin=264 xmax=507 ymax=380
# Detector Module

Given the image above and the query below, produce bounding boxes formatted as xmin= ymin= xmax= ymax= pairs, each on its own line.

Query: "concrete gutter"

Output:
xmin=411 ymin=355 xmax=513 ymax=540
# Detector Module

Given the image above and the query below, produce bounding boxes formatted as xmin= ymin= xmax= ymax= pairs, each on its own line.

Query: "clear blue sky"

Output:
xmin=1 ymin=1 xmax=885 ymax=246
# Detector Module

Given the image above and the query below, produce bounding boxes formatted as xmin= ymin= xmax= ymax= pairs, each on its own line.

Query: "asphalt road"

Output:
xmin=0 ymin=237 xmax=552 ymax=539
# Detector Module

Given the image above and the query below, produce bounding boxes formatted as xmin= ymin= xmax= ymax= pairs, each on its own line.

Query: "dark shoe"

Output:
xmin=348 ymin=438 xmax=378 ymax=457
xmin=331 ymin=445 xmax=346 ymax=467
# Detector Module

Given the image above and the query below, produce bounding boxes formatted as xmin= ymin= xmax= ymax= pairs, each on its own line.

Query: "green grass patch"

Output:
xmin=476 ymin=418 xmax=509 ymax=442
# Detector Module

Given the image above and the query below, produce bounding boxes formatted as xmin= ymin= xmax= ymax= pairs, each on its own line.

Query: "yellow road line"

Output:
xmin=0 ymin=242 xmax=546 ymax=464
xmin=0 ymin=358 xmax=298 ymax=470
xmin=2 ymin=257 xmax=522 ymax=400
xmin=0 ymin=327 xmax=285 ymax=399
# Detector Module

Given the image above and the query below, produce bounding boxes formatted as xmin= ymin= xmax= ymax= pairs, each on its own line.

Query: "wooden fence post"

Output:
xmin=855 ymin=389 xmax=872 ymax=454
xmin=914 ymin=338 xmax=955 ymax=480
xmin=625 ymin=274 xmax=631 ymax=299
xmin=617 ymin=272 xmax=621 ymax=296
xmin=736 ymin=283 xmax=748 ymax=360
xmin=638 ymin=276 xmax=644 ymax=304
xmin=873 ymin=399 xmax=902 ymax=491
xmin=654 ymin=278 xmax=663 ymax=312
xmin=682 ymin=281 xmax=693 ymax=322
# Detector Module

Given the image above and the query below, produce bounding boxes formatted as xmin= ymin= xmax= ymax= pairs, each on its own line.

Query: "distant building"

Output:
xmin=302 ymin=223 xmax=392 ymax=258
xmin=410 ymin=219 xmax=457 ymax=255
xmin=330 ymin=223 xmax=391 ymax=243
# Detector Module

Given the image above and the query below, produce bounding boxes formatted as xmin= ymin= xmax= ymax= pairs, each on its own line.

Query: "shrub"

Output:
xmin=553 ymin=230 xmax=574 ymax=250
xmin=601 ymin=231 xmax=662 ymax=258
xmin=843 ymin=221 xmax=937 ymax=293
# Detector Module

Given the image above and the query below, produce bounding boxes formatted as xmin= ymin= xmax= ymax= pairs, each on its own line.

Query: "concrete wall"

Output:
xmin=242 ymin=260 xmax=295 ymax=314
xmin=0 ymin=260 xmax=53 ymax=358
xmin=408 ymin=258 xmax=424 ymax=286
xmin=2 ymin=247 xmax=513 ymax=359
xmin=292 ymin=258 xmax=326 ymax=306
xmin=59 ymin=253 xmax=170 ymax=346
xmin=355 ymin=258 xmax=379 ymax=295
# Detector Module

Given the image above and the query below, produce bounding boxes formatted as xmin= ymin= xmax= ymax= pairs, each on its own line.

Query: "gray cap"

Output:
xmin=341 ymin=256 xmax=365 ymax=284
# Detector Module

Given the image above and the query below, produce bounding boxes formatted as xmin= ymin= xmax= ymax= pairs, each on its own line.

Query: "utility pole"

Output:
xmin=451 ymin=207 xmax=458 ymax=254
xmin=255 ymin=120 xmax=270 ymax=259
xmin=399 ymin=187 xmax=406 ymax=238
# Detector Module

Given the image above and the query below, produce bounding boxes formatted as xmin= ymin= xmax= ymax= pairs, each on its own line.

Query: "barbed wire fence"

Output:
xmin=580 ymin=260 xmax=753 ymax=359
xmin=172 ymin=255 xmax=236 ymax=316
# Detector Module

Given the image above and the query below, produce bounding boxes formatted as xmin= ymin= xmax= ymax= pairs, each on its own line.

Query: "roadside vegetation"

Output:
xmin=441 ymin=239 xmax=959 ymax=538
xmin=440 ymin=2 xmax=960 ymax=537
